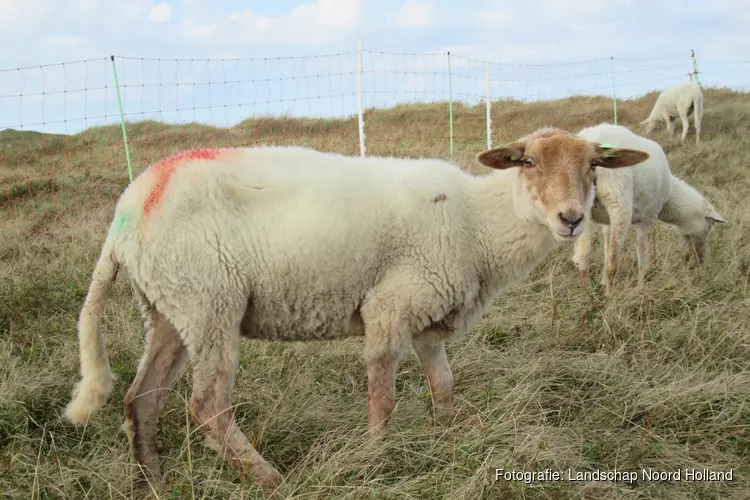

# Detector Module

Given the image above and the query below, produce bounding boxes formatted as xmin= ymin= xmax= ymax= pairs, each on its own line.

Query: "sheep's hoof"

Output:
xmin=233 ymin=451 xmax=283 ymax=489
xmin=368 ymin=424 xmax=386 ymax=441
xmin=433 ymin=407 xmax=456 ymax=427
xmin=251 ymin=463 xmax=283 ymax=489
xmin=579 ymin=270 xmax=590 ymax=286
xmin=636 ymin=276 xmax=646 ymax=291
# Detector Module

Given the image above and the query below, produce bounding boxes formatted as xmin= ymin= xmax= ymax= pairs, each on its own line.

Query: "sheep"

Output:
xmin=658 ymin=174 xmax=726 ymax=261
xmin=62 ymin=130 xmax=649 ymax=488
xmin=639 ymin=81 xmax=704 ymax=144
xmin=571 ymin=123 xmax=725 ymax=294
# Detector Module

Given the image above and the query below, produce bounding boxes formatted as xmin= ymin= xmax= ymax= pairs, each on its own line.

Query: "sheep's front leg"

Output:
xmin=361 ymin=281 xmax=429 ymax=439
xmin=665 ymin=114 xmax=675 ymax=137
xmin=572 ymin=222 xmax=596 ymax=285
xmin=595 ymin=192 xmax=632 ymax=295
xmin=600 ymin=225 xmax=613 ymax=290
xmin=412 ymin=337 xmax=454 ymax=425
xmin=603 ymin=220 xmax=631 ymax=295
xmin=365 ymin=346 xmax=404 ymax=439
xmin=634 ymin=222 xmax=653 ymax=288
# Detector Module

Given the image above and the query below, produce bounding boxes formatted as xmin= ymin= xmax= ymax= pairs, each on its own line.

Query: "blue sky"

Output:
xmin=1 ymin=0 xmax=748 ymax=134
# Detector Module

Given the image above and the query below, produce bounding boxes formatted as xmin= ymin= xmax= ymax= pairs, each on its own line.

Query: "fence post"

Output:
xmin=357 ymin=41 xmax=366 ymax=157
xmin=690 ymin=49 xmax=701 ymax=84
xmin=110 ymin=55 xmax=133 ymax=182
xmin=485 ymin=62 xmax=492 ymax=149
xmin=447 ymin=51 xmax=454 ymax=157
xmin=610 ymin=56 xmax=618 ymax=125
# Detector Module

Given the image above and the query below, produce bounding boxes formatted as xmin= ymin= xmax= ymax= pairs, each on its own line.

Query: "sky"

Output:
xmin=1 ymin=0 xmax=749 ymax=134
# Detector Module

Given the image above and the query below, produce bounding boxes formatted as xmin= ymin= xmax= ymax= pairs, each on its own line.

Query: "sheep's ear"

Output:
xmin=594 ymin=144 xmax=649 ymax=169
xmin=707 ymin=208 xmax=726 ymax=224
xmin=476 ymin=142 xmax=527 ymax=170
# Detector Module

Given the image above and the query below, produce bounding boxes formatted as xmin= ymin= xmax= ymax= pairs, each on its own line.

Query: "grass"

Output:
xmin=1 ymin=88 xmax=749 ymax=499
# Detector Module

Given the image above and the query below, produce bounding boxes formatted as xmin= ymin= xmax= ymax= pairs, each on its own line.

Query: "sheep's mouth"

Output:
xmin=553 ymin=229 xmax=578 ymax=241
xmin=549 ymin=220 xmax=583 ymax=238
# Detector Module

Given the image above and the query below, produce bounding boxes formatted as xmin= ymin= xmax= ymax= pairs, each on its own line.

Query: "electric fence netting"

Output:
xmin=1 ymin=47 xmax=747 ymax=228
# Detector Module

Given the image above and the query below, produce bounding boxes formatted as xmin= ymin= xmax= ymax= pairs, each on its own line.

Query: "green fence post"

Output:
xmin=110 ymin=55 xmax=134 ymax=182
xmin=611 ymin=56 xmax=618 ymax=125
xmin=690 ymin=49 xmax=701 ymax=84
xmin=447 ymin=51 xmax=454 ymax=157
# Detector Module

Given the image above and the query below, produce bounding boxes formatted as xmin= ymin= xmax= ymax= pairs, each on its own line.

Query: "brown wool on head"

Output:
xmin=525 ymin=134 xmax=596 ymax=172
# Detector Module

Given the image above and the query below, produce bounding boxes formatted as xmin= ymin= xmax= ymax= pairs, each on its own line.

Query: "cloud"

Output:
xmin=475 ymin=10 xmax=514 ymax=29
xmin=395 ymin=0 xmax=440 ymax=29
xmin=179 ymin=21 xmax=219 ymax=41
xmin=71 ymin=0 xmax=104 ymax=12
xmin=534 ymin=0 xmax=609 ymax=19
xmin=148 ymin=3 xmax=173 ymax=23
xmin=0 ymin=0 xmax=50 ymax=30
xmin=694 ymin=0 xmax=750 ymax=23
xmin=42 ymin=36 xmax=86 ymax=48
xmin=179 ymin=0 xmax=365 ymax=47
xmin=289 ymin=0 xmax=363 ymax=31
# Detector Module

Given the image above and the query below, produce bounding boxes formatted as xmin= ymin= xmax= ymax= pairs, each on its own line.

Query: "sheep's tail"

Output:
xmin=64 ymin=230 xmax=120 ymax=426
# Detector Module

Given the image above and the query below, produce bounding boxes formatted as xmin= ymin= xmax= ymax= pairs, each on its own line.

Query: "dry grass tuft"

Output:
xmin=1 ymin=88 xmax=749 ymax=499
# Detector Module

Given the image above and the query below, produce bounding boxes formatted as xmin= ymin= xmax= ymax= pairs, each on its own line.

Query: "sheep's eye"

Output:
xmin=590 ymin=159 xmax=603 ymax=169
xmin=522 ymin=157 xmax=535 ymax=168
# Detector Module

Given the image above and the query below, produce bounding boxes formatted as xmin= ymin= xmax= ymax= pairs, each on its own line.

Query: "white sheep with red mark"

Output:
xmin=63 ymin=130 xmax=649 ymax=488
xmin=639 ymin=81 xmax=704 ymax=143
xmin=572 ymin=123 xmax=725 ymax=293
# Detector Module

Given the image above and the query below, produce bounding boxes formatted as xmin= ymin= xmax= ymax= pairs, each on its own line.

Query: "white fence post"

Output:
xmin=485 ymin=62 xmax=492 ymax=149
xmin=357 ymin=41 xmax=366 ymax=157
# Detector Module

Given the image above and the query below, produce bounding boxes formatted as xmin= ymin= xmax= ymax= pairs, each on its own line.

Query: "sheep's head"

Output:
xmin=681 ymin=201 xmax=726 ymax=263
xmin=639 ymin=118 xmax=657 ymax=134
xmin=476 ymin=128 xmax=650 ymax=242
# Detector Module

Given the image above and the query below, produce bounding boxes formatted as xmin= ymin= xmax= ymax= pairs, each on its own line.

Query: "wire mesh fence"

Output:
xmin=1 ymin=47 xmax=748 ymax=229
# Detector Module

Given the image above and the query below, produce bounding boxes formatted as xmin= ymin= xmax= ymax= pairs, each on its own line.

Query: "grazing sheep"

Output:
xmin=63 ymin=131 xmax=649 ymax=488
xmin=639 ymin=81 xmax=704 ymax=143
xmin=572 ymin=123 xmax=725 ymax=293
xmin=657 ymin=174 xmax=726 ymax=262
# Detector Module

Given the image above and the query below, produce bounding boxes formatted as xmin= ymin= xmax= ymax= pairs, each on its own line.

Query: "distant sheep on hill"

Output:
xmin=640 ymin=81 xmax=704 ymax=144
xmin=63 ymin=132 xmax=649 ymax=488
xmin=572 ymin=123 xmax=725 ymax=293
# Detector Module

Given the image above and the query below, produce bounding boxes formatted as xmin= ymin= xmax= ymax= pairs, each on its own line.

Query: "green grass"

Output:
xmin=1 ymin=88 xmax=749 ymax=499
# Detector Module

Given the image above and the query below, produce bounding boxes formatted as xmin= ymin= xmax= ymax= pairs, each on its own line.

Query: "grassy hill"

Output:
xmin=1 ymin=88 xmax=749 ymax=499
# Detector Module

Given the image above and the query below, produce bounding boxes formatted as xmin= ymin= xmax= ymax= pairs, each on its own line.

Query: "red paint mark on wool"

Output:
xmin=142 ymin=148 xmax=231 ymax=217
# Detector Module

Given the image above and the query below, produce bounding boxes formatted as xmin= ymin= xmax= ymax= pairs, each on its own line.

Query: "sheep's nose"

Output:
xmin=559 ymin=210 xmax=584 ymax=229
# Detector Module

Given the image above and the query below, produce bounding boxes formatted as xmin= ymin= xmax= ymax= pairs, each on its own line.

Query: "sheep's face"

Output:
xmin=476 ymin=128 xmax=650 ymax=242
xmin=639 ymin=118 xmax=656 ymax=134
xmin=681 ymin=202 xmax=726 ymax=263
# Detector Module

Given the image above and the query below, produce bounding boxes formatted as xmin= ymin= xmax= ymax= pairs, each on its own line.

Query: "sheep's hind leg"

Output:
xmin=123 ymin=285 xmax=189 ymax=485
xmin=694 ymin=100 xmax=703 ymax=144
xmin=186 ymin=309 xmax=282 ymax=489
xmin=412 ymin=336 xmax=454 ymax=425
xmin=678 ymin=106 xmax=691 ymax=141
